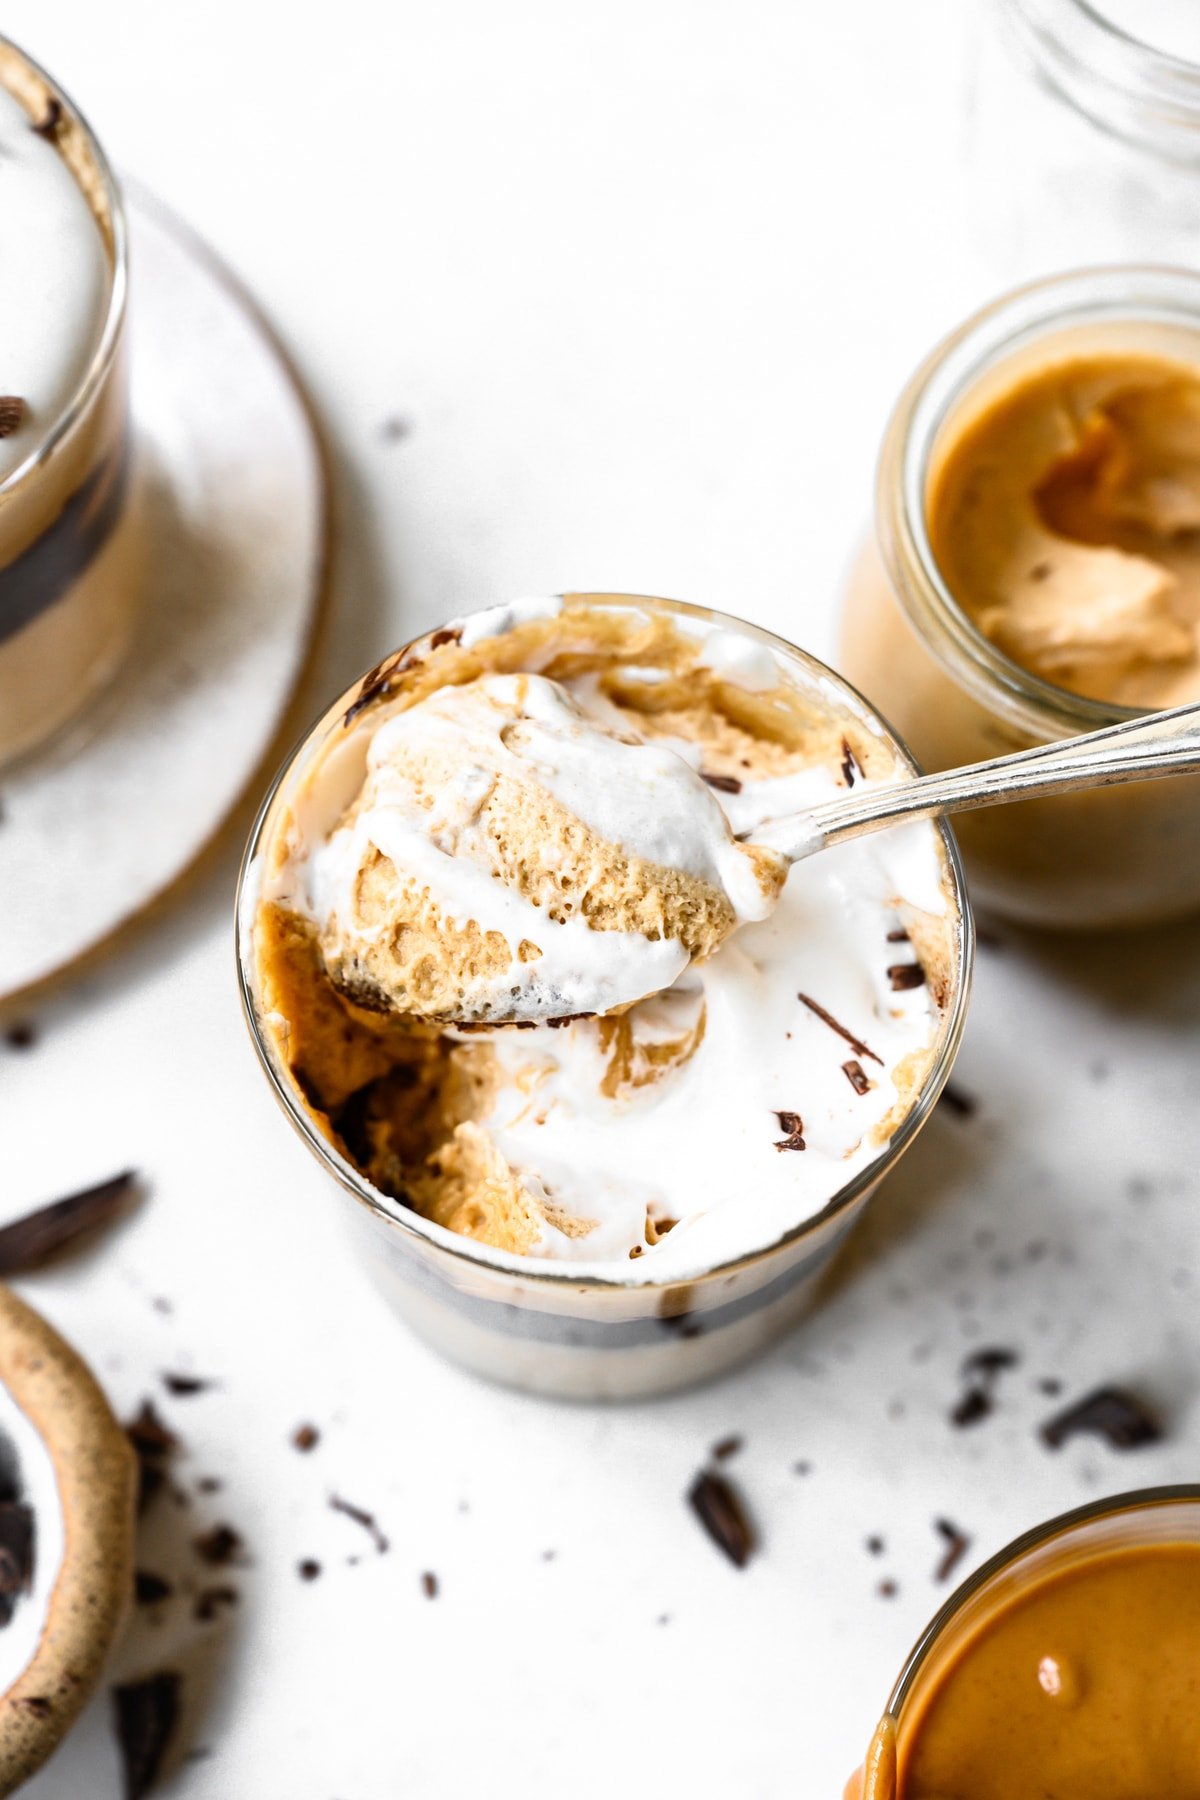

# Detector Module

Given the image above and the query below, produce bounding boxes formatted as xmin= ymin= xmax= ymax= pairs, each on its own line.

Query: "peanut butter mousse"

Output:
xmin=929 ymin=352 xmax=1200 ymax=708
xmin=861 ymin=1536 xmax=1200 ymax=1800
xmin=246 ymin=598 xmax=954 ymax=1274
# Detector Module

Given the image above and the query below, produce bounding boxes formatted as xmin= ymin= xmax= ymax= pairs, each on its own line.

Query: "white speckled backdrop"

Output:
xmin=1 ymin=3 xmax=1197 ymax=1795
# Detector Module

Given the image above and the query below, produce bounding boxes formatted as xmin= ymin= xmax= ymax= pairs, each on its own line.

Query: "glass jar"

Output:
xmin=844 ymin=1486 xmax=1200 ymax=1799
xmin=237 ymin=594 xmax=973 ymax=1401
xmin=966 ymin=0 xmax=1200 ymax=283
xmin=0 ymin=37 xmax=138 ymax=771
xmin=839 ymin=264 xmax=1200 ymax=930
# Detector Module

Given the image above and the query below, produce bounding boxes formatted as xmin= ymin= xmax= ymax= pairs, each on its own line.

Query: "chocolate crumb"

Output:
xmin=330 ymin=1494 xmax=390 ymax=1554
xmin=3 ymin=1019 xmax=36 ymax=1048
xmin=888 ymin=961 xmax=926 ymax=991
xmin=841 ymin=738 xmax=861 ymax=787
xmin=877 ymin=1578 xmax=898 ymax=1599
xmin=193 ymin=1525 xmax=244 ymax=1567
xmin=865 ymin=1535 xmax=885 ymax=1556
xmin=687 ymin=1470 xmax=755 ymax=1569
xmin=940 ymin=1083 xmax=977 ymax=1118
xmin=194 ymin=1585 xmax=238 ymax=1623
xmin=798 ymin=993 xmax=883 ymax=1066
xmin=125 ymin=1402 xmax=178 ymax=1514
xmin=773 ymin=1110 xmax=806 ymax=1152
xmin=950 ymin=1387 xmax=993 ymax=1429
xmin=134 ymin=1571 xmax=172 ymax=1607
xmin=962 ymin=1346 xmax=1019 ymax=1381
xmin=113 ymin=1671 xmax=182 ymax=1800
xmin=711 ymin=1435 xmax=743 ymax=1462
xmin=161 ymin=1373 xmax=215 ymax=1398
xmin=292 ymin=1424 xmax=319 ymax=1453
xmin=1040 ymin=1385 xmax=1163 ymax=1451
xmin=31 ymin=100 xmax=62 ymax=140
xmin=700 ymin=770 xmax=743 ymax=795
xmin=843 ymin=1059 xmax=870 ymax=1095
xmin=420 ymin=1571 xmax=438 ymax=1599
xmin=0 ymin=1170 xmax=138 ymax=1275
xmin=297 ymin=1559 xmax=321 ymax=1582
xmin=934 ymin=1518 xmax=971 ymax=1582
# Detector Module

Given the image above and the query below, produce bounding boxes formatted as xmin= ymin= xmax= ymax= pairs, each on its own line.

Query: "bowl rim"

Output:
xmin=235 ymin=591 xmax=975 ymax=1293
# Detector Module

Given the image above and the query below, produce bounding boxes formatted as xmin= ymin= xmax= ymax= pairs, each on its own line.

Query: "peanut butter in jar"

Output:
xmin=839 ymin=267 xmax=1200 ymax=931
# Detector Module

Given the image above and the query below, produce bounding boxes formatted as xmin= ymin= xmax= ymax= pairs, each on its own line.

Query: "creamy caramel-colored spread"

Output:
xmin=929 ymin=353 xmax=1200 ymax=707
xmin=856 ymin=1538 xmax=1200 ymax=1799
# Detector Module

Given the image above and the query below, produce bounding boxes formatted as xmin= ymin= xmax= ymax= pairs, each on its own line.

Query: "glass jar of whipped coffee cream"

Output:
xmin=967 ymin=0 xmax=1200 ymax=280
xmin=839 ymin=265 xmax=1200 ymax=931
xmin=0 ymin=38 xmax=137 ymax=771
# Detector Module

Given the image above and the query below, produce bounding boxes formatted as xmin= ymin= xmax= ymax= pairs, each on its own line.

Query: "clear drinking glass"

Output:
xmin=0 ymin=37 xmax=139 ymax=770
xmin=236 ymin=593 xmax=973 ymax=1400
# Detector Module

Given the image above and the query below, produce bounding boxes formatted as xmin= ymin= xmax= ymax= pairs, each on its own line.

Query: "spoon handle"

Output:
xmin=753 ymin=699 xmax=1200 ymax=862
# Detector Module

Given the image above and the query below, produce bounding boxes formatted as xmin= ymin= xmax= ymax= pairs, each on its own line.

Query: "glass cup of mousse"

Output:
xmin=844 ymin=1485 xmax=1200 ymax=1800
xmin=237 ymin=592 xmax=973 ymax=1400
xmin=839 ymin=266 xmax=1200 ymax=931
xmin=0 ymin=36 xmax=139 ymax=772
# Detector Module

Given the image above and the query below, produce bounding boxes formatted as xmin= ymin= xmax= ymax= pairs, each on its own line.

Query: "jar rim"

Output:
xmin=885 ymin=1484 xmax=1200 ymax=1724
xmin=877 ymin=263 xmax=1200 ymax=742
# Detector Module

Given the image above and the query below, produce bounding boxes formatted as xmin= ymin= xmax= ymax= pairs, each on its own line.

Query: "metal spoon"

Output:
xmin=748 ymin=698 xmax=1200 ymax=864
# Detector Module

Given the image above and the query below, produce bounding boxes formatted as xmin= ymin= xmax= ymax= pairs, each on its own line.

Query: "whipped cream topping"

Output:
xmin=305 ymin=671 xmax=778 ymax=1020
xmin=460 ymin=745 xmax=943 ymax=1275
xmin=0 ymin=1381 xmax=64 ymax=1697
xmin=0 ymin=80 xmax=110 ymax=481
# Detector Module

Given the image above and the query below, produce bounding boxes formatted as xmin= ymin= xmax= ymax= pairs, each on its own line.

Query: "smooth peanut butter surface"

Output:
xmin=929 ymin=353 xmax=1200 ymax=707
xmin=877 ymin=1539 xmax=1200 ymax=1800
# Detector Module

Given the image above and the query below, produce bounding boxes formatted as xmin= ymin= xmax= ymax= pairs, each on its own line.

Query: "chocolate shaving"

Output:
xmin=330 ymin=1494 xmax=389 ymax=1554
xmin=161 ymin=1373 xmax=215 ymax=1398
xmin=291 ymin=1424 xmax=319 ymax=1453
xmin=934 ymin=1518 xmax=971 ymax=1582
xmin=31 ymin=99 xmax=62 ymax=140
xmin=700 ymin=771 xmax=743 ymax=795
xmin=888 ymin=961 xmax=926 ymax=992
xmin=951 ymin=1387 xmax=993 ymax=1429
xmin=950 ymin=1348 xmax=1020 ymax=1430
xmin=0 ymin=1502 xmax=34 ymax=1624
xmin=0 ymin=399 xmax=25 ymax=441
xmin=711 ymin=1435 xmax=743 ymax=1462
xmin=842 ymin=1059 xmax=870 ymax=1095
xmin=877 ymin=1578 xmax=898 ymax=1599
xmin=687 ymin=1470 xmax=755 ymax=1569
xmin=193 ymin=1525 xmax=244 ymax=1567
xmin=194 ymin=1585 xmax=238 ymax=1623
xmin=429 ymin=626 xmax=463 ymax=650
xmin=134 ymin=1571 xmax=172 ymax=1606
xmin=297 ymin=1559 xmax=321 ymax=1582
xmin=420 ymin=1571 xmax=439 ymax=1599
xmin=940 ymin=1083 xmax=977 ymax=1118
xmin=840 ymin=738 xmax=861 ymax=787
xmin=886 ymin=928 xmax=909 ymax=943
xmin=113 ymin=1671 xmax=182 ymax=1800
xmin=798 ymin=993 xmax=883 ymax=1066
xmin=1040 ymin=1385 xmax=1163 ymax=1451
xmin=773 ymin=1110 xmax=806 ymax=1152
xmin=0 ymin=1170 xmax=138 ymax=1274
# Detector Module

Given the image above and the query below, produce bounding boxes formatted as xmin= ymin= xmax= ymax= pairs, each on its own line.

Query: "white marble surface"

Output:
xmin=1 ymin=3 xmax=1198 ymax=1795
